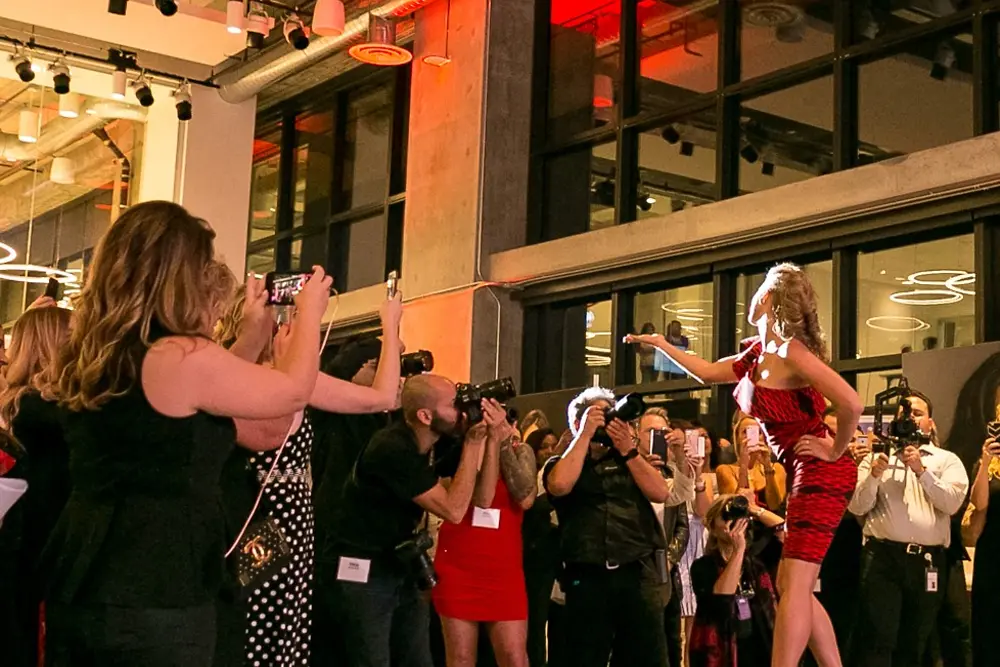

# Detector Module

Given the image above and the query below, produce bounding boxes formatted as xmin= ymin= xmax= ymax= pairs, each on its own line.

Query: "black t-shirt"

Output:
xmin=323 ymin=421 xmax=439 ymax=561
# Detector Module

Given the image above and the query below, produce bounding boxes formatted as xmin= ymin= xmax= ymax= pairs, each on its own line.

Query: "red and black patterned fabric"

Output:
xmin=731 ymin=337 xmax=857 ymax=564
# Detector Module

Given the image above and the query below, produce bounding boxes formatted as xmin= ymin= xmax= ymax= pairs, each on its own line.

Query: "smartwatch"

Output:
xmin=624 ymin=448 xmax=641 ymax=461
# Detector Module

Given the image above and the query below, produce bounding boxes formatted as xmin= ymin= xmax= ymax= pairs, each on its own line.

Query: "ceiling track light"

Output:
xmin=761 ymin=161 xmax=775 ymax=176
xmin=133 ymin=74 xmax=154 ymax=107
xmin=740 ymin=143 xmax=759 ymax=164
xmin=246 ymin=4 xmax=271 ymax=49
xmin=111 ymin=66 xmax=127 ymax=100
xmin=155 ymin=0 xmax=178 ymax=17
xmin=226 ymin=0 xmax=246 ymax=34
xmin=679 ymin=141 xmax=694 ymax=157
xmin=931 ymin=40 xmax=956 ymax=81
xmin=50 ymin=59 xmax=71 ymax=95
xmin=312 ymin=0 xmax=345 ymax=37
xmin=18 ymin=109 xmax=39 ymax=144
xmin=174 ymin=83 xmax=193 ymax=122
xmin=11 ymin=49 xmax=34 ymax=83
xmin=283 ymin=14 xmax=310 ymax=50
xmin=349 ymin=15 xmax=412 ymax=66
xmin=108 ymin=0 xmax=128 ymax=15
xmin=59 ymin=92 xmax=82 ymax=118
xmin=660 ymin=125 xmax=680 ymax=144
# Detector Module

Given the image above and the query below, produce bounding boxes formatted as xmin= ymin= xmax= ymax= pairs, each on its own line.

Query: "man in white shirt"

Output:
xmin=848 ymin=390 xmax=969 ymax=667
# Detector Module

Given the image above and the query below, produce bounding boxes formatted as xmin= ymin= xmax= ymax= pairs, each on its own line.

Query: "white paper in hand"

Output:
xmin=0 ymin=478 xmax=28 ymax=522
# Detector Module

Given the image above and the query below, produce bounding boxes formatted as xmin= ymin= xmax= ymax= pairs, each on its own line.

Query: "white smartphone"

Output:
xmin=746 ymin=424 xmax=761 ymax=447
xmin=697 ymin=435 xmax=706 ymax=458
xmin=685 ymin=430 xmax=702 ymax=457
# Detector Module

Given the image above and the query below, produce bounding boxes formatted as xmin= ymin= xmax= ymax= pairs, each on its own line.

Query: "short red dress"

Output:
xmin=732 ymin=337 xmax=857 ymax=564
xmin=432 ymin=478 xmax=528 ymax=621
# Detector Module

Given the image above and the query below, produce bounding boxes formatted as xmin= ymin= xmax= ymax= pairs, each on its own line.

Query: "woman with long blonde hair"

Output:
xmin=0 ymin=305 xmax=71 ymax=667
xmin=627 ymin=263 xmax=862 ymax=667
xmin=39 ymin=201 xmax=335 ymax=666
xmin=716 ymin=414 xmax=787 ymax=513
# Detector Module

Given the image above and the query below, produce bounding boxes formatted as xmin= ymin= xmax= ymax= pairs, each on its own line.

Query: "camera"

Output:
xmin=592 ymin=393 xmax=646 ymax=447
xmin=873 ymin=376 xmax=931 ymax=452
xmin=395 ymin=530 xmax=438 ymax=591
xmin=455 ymin=377 xmax=517 ymax=423
xmin=401 ymin=350 xmax=434 ymax=378
xmin=721 ymin=494 xmax=752 ymax=523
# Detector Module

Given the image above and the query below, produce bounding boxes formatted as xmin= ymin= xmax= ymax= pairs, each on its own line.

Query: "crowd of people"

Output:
xmin=0 ymin=201 xmax=994 ymax=667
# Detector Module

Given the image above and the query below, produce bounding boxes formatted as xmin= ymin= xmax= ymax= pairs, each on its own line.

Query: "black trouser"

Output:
xmin=525 ymin=556 xmax=559 ymax=667
xmin=923 ymin=556 xmax=971 ymax=667
xmin=563 ymin=559 xmax=667 ymax=667
xmin=855 ymin=540 xmax=947 ymax=667
xmin=45 ymin=603 xmax=216 ymax=667
xmin=663 ymin=568 xmax=682 ymax=667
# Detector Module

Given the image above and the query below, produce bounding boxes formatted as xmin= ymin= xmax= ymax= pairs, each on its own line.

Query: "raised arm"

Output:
xmin=971 ymin=439 xmax=999 ymax=513
xmin=624 ymin=334 xmax=739 ymax=384
xmin=414 ymin=425 xmax=488 ymax=523
xmin=472 ymin=401 xmax=508 ymax=508
xmin=546 ymin=408 xmax=604 ymax=497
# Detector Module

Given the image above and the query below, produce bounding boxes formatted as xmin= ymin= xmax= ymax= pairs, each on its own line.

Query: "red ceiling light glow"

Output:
xmin=593 ymin=74 xmax=613 ymax=108
xmin=349 ymin=15 xmax=412 ymax=66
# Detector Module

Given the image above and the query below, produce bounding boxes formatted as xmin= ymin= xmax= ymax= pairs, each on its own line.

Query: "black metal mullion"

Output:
xmin=831 ymin=248 xmax=858 ymax=364
xmin=709 ymin=271 xmax=737 ymax=438
xmin=611 ymin=291 xmax=634 ymax=386
xmin=833 ymin=0 xmax=858 ymax=171
xmin=974 ymin=218 xmax=1000 ymax=343
xmin=527 ymin=0 xmax=552 ymax=245
xmin=974 ymin=12 xmax=998 ymax=135
xmin=615 ymin=0 xmax=639 ymax=225
xmin=274 ymin=109 xmax=296 ymax=272
xmin=715 ymin=0 xmax=740 ymax=201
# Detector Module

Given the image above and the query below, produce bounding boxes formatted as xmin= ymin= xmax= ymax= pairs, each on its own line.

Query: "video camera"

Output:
xmin=872 ymin=376 xmax=931 ymax=453
xmin=395 ymin=530 xmax=437 ymax=591
xmin=401 ymin=350 xmax=434 ymax=378
xmin=455 ymin=377 xmax=517 ymax=424
xmin=592 ymin=393 xmax=646 ymax=447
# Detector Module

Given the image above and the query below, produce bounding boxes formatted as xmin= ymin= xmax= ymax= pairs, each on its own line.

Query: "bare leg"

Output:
xmin=486 ymin=621 xmax=529 ymax=667
xmin=772 ymin=558 xmax=841 ymax=667
xmin=441 ymin=616 xmax=481 ymax=667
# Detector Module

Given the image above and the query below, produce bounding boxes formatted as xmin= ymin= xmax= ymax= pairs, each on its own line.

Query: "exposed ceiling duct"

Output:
xmin=216 ymin=0 xmax=439 ymax=104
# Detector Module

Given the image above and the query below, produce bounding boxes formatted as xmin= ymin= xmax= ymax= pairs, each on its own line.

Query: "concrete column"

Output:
xmin=400 ymin=0 xmax=533 ymax=387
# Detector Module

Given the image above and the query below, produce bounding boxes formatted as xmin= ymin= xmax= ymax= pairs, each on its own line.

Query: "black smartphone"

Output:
xmin=387 ymin=270 xmax=399 ymax=299
xmin=264 ymin=271 xmax=310 ymax=306
xmin=44 ymin=277 xmax=60 ymax=301
xmin=650 ymin=429 xmax=668 ymax=460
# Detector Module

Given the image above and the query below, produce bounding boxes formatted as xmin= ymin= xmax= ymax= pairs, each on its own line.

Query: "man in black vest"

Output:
xmin=543 ymin=388 xmax=695 ymax=667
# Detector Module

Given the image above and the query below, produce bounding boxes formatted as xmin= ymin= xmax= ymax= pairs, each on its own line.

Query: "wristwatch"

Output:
xmin=624 ymin=448 xmax=641 ymax=461
xmin=695 ymin=481 xmax=707 ymax=493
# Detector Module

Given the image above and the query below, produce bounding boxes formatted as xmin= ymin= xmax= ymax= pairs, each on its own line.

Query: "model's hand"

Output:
xmin=623 ymin=333 xmax=663 ymax=347
xmin=794 ymin=434 xmax=838 ymax=462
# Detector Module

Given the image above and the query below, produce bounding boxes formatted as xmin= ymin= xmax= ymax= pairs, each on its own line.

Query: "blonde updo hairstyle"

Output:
xmin=761 ymin=262 xmax=827 ymax=361
xmin=57 ymin=201 xmax=237 ymax=411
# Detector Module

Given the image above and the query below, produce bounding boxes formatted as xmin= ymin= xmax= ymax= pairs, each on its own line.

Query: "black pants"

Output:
xmin=322 ymin=566 xmax=434 ymax=667
xmin=663 ymin=569 xmax=683 ymax=667
xmin=525 ymin=560 xmax=558 ymax=667
xmin=855 ymin=541 xmax=947 ymax=667
xmin=923 ymin=557 xmax=971 ymax=667
xmin=45 ymin=603 xmax=216 ymax=667
xmin=564 ymin=560 xmax=667 ymax=667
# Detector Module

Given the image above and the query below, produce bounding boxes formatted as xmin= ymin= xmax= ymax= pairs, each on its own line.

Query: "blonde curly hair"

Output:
xmin=0 ymin=306 xmax=71 ymax=431
xmin=214 ymin=285 xmax=246 ymax=350
xmin=763 ymin=262 xmax=828 ymax=361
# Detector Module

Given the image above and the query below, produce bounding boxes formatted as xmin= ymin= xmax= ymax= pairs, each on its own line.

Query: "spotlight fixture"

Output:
xmin=761 ymin=161 xmax=775 ymax=176
xmin=111 ymin=67 xmax=127 ymax=100
xmin=740 ymin=144 xmax=759 ymax=164
xmin=18 ymin=109 xmax=39 ymax=144
xmin=660 ymin=125 xmax=680 ymax=145
xmin=50 ymin=61 xmax=71 ymax=95
xmin=108 ymin=0 xmax=128 ymax=15
xmin=591 ymin=180 xmax=615 ymax=208
xmin=12 ymin=53 xmax=34 ymax=83
xmin=349 ymin=15 xmax=412 ymax=66
xmin=930 ymin=41 xmax=956 ymax=81
xmin=155 ymin=0 xmax=178 ymax=17
xmin=638 ymin=193 xmax=654 ymax=212
xmin=175 ymin=84 xmax=193 ymax=122
xmin=246 ymin=4 xmax=271 ymax=49
xmin=226 ymin=0 xmax=245 ymax=34
xmin=312 ymin=0 xmax=345 ymax=37
xmin=133 ymin=75 xmax=154 ymax=107
xmin=679 ymin=141 xmax=694 ymax=157
xmin=49 ymin=157 xmax=75 ymax=185
xmin=283 ymin=14 xmax=310 ymax=50
xmin=593 ymin=74 xmax=613 ymax=109
xmin=58 ymin=93 xmax=82 ymax=118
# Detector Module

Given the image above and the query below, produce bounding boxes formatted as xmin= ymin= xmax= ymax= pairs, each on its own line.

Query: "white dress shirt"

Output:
xmin=848 ymin=444 xmax=968 ymax=547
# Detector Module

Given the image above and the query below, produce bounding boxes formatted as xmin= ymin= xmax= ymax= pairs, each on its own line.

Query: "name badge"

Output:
xmin=736 ymin=596 xmax=752 ymax=621
xmin=926 ymin=569 xmax=939 ymax=593
xmin=336 ymin=556 xmax=371 ymax=584
xmin=472 ymin=507 xmax=501 ymax=529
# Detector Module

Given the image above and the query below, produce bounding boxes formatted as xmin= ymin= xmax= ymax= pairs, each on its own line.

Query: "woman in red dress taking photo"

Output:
xmin=626 ymin=263 xmax=862 ymax=667
xmin=433 ymin=399 xmax=538 ymax=667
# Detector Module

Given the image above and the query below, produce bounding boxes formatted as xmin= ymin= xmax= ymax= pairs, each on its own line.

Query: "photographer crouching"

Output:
xmin=688 ymin=494 xmax=785 ymax=667
xmin=319 ymin=374 xmax=499 ymax=667
xmin=542 ymin=388 xmax=696 ymax=667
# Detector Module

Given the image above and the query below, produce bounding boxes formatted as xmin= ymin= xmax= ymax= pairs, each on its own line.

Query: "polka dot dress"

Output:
xmin=244 ymin=417 xmax=315 ymax=667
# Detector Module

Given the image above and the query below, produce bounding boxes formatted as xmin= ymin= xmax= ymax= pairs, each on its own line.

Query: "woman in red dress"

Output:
xmin=433 ymin=400 xmax=538 ymax=667
xmin=627 ymin=263 xmax=862 ymax=667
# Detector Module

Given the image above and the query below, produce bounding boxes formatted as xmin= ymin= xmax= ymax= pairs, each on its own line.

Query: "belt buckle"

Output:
xmin=605 ymin=560 xmax=620 ymax=570
xmin=906 ymin=543 xmax=923 ymax=555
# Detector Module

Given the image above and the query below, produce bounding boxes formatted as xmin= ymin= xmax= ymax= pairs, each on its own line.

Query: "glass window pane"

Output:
xmin=543 ymin=139 xmax=617 ymax=240
xmin=739 ymin=74 xmax=833 ymax=194
xmin=857 ymin=369 xmax=903 ymax=411
xmin=337 ymin=84 xmax=392 ymax=212
xmin=632 ymin=283 xmax=714 ymax=385
xmin=250 ymin=128 xmax=281 ymax=242
xmin=330 ymin=215 xmax=388 ymax=292
xmin=290 ymin=232 xmax=326 ymax=273
xmin=740 ymin=0 xmax=834 ymax=80
xmin=859 ymin=27 xmax=973 ymax=164
xmin=547 ymin=0 xmax=620 ymax=143
xmin=293 ymin=110 xmax=334 ymax=228
xmin=638 ymin=1 xmax=718 ymax=114
xmin=638 ymin=110 xmax=716 ymax=220
xmin=247 ymin=247 xmax=275 ymax=276
xmin=585 ymin=300 xmax=613 ymax=389
xmin=853 ymin=1 xmax=963 ymax=45
xmin=857 ymin=235 xmax=975 ymax=359
xmin=736 ymin=261 xmax=833 ymax=350
xmin=640 ymin=388 xmax=713 ymax=422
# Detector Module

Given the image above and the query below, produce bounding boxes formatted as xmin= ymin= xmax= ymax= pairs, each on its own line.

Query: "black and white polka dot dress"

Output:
xmin=244 ymin=416 xmax=315 ymax=666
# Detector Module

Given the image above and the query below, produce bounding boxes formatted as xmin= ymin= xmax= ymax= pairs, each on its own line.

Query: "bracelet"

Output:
xmin=695 ymin=482 xmax=707 ymax=493
xmin=624 ymin=448 xmax=640 ymax=461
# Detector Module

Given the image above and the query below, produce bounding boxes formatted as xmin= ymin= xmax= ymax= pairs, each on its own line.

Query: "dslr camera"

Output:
xmin=872 ymin=376 xmax=930 ymax=452
xmin=592 ymin=393 xmax=646 ymax=447
xmin=721 ymin=494 xmax=752 ymax=524
xmin=454 ymin=377 xmax=517 ymax=424
xmin=395 ymin=530 xmax=437 ymax=591
xmin=401 ymin=350 xmax=434 ymax=378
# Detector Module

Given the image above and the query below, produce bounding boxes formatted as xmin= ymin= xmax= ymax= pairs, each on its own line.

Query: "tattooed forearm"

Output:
xmin=499 ymin=436 xmax=537 ymax=503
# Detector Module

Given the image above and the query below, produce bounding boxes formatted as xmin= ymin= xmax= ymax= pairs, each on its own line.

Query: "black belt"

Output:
xmin=869 ymin=538 xmax=945 ymax=556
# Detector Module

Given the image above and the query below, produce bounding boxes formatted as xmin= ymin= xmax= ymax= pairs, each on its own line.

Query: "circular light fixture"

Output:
xmin=661 ymin=300 xmax=712 ymax=321
xmin=904 ymin=269 xmax=969 ymax=286
xmin=865 ymin=316 xmax=931 ymax=333
xmin=944 ymin=272 xmax=976 ymax=296
xmin=0 ymin=241 xmax=17 ymax=264
xmin=585 ymin=330 xmax=611 ymax=339
xmin=889 ymin=289 xmax=963 ymax=306
xmin=0 ymin=265 xmax=74 ymax=284
xmin=349 ymin=15 xmax=412 ymax=66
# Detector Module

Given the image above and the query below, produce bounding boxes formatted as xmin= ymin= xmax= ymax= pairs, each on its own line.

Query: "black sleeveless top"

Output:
xmin=40 ymin=352 xmax=236 ymax=608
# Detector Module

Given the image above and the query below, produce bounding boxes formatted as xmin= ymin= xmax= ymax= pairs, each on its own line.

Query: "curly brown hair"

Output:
xmin=765 ymin=262 xmax=828 ymax=361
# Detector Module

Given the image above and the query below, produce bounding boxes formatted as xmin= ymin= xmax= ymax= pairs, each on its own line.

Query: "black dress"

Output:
xmin=0 ymin=392 xmax=70 ymax=667
xmin=40 ymin=367 xmax=235 ymax=667
xmin=971 ymin=474 xmax=1000 ymax=667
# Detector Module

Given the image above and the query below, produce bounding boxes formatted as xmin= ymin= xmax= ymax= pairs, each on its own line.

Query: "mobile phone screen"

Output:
xmin=856 ymin=436 xmax=869 ymax=449
xmin=684 ymin=429 xmax=700 ymax=456
xmin=650 ymin=429 xmax=668 ymax=460
xmin=697 ymin=435 xmax=706 ymax=458
xmin=265 ymin=271 xmax=310 ymax=306
xmin=746 ymin=424 xmax=760 ymax=447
